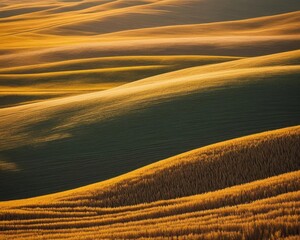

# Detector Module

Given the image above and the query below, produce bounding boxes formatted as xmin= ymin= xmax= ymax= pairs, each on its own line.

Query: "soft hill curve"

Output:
xmin=1 ymin=0 xmax=300 ymax=238
xmin=0 ymin=7 xmax=299 ymax=107
xmin=1 ymin=0 xmax=300 ymax=36
xmin=0 ymin=55 xmax=240 ymax=107
xmin=0 ymin=50 xmax=299 ymax=200
xmin=60 ymin=126 xmax=300 ymax=207
xmin=0 ymin=126 xmax=299 ymax=239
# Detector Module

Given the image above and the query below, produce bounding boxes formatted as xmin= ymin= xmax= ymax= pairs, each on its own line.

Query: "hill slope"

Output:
xmin=1 ymin=0 xmax=300 ymax=36
xmin=1 ymin=10 xmax=299 ymax=63
xmin=0 ymin=55 xmax=240 ymax=107
xmin=0 ymin=126 xmax=299 ymax=239
xmin=0 ymin=50 xmax=299 ymax=200
xmin=0 ymin=8 xmax=299 ymax=107
xmin=1 ymin=1 xmax=300 ymax=238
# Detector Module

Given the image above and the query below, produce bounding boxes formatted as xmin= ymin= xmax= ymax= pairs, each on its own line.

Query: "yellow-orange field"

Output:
xmin=1 ymin=0 xmax=300 ymax=239
xmin=0 ymin=126 xmax=300 ymax=239
xmin=0 ymin=0 xmax=299 ymax=107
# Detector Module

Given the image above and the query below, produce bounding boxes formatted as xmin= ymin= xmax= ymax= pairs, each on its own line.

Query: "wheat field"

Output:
xmin=0 ymin=0 xmax=300 ymax=239
xmin=1 ymin=126 xmax=300 ymax=239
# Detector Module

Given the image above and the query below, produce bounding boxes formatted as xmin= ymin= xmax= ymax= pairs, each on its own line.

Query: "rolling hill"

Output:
xmin=0 ymin=55 xmax=240 ymax=107
xmin=1 ymin=0 xmax=300 ymax=36
xmin=0 ymin=126 xmax=299 ymax=239
xmin=0 ymin=50 xmax=299 ymax=200
xmin=1 ymin=0 xmax=300 ymax=239
xmin=0 ymin=2 xmax=299 ymax=107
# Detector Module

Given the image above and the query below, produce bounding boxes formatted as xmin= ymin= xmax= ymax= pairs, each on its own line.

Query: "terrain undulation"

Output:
xmin=0 ymin=0 xmax=300 ymax=239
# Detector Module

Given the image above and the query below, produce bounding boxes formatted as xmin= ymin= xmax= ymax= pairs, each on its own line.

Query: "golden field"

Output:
xmin=0 ymin=126 xmax=300 ymax=239
xmin=0 ymin=0 xmax=300 ymax=106
xmin=0 ymin=0 xmax=300 ymax=239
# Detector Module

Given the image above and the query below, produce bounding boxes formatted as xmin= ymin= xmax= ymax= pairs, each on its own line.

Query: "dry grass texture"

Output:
xmin=1 ymin=50 xmax=299 ymax=150
xmin=0 ymin=0 xmax=299 ymax=106
xmin=0 ymin=126 xmax=299 ymax=239
xmin=1 ymin=1 xmax=300 ymax=239
xmin=0 ymin=33 xmax=299 ymax=203
xmin=0 ymin=55 xmax=240 ymax=107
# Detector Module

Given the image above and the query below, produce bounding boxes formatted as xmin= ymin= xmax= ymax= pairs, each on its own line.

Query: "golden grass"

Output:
xmin=0 ymin=4 xmax=299 ymax=59
xmin=0 ymin=49 xmax=299 ymax=202
xmin=1 ymin=1 xmax=300 ymax=238
xmin=0 ymin=55 xmax=239 ymax=107
xmin=0 ymin=50 xmax=299 ymax=150
xmin=103 ymin=10 xmax=300 ymax=38
xmin=0 ymin=127 xmax=299 ymax=239
xmin=1 ymin=0 xmax=299 ymax=39
xmin=1 ymin=2 xmax=299 ymax=108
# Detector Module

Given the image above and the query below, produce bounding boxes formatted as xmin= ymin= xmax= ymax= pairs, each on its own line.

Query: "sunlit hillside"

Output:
xmin=0 ymin=55 xmax=240 ymax=107
xmin=1 ymin=0 xmax=300 ymax=239
xmin=1 ymin=127 xmax=299 ymax=239
xmin=1 ymin=49 xmax=300 ymax=200
xmin=0 ymin=1 xmax=300 ymax=106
